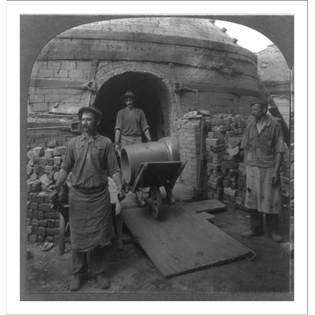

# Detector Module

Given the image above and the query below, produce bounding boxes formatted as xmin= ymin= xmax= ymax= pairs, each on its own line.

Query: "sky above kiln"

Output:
xmin=215 ymin=20 xmax=273 ymax=53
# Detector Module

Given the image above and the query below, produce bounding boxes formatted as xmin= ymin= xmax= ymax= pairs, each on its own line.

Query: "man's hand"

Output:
xmin=118 ymin=189 xmax=126 ymax=202
xmin=271 ymin=170 xmax=280 ymax=186
xmin=115 ymin=143 xmax=121 ymax=152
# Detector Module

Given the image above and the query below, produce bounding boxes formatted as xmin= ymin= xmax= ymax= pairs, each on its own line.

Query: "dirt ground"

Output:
xmin=24 ymin=202 xmax=293 ymax=301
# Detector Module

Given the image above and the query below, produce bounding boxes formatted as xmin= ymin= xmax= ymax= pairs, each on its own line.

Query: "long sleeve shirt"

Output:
xmin=241 ymin=115 xmax=285 ymax=168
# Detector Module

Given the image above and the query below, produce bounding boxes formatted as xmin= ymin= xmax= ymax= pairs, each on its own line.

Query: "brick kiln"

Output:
xmin=28 ymin=17 xmax=261 ymax=137
xmin=26 ymin=18 xmax=291 ymax=243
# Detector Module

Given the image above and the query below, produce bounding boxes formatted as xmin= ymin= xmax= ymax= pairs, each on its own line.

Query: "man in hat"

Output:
xmin=114 ymin=90 xmax=151 ymax=150
xmin=51 ymin=105 xmax=124 ymax=291
xmin=241 ymin=100 xmax=285 ymax=242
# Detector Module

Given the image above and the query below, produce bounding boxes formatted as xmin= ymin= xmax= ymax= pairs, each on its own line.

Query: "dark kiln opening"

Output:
xmin=94 ymin=71 xmax=170 ymax=141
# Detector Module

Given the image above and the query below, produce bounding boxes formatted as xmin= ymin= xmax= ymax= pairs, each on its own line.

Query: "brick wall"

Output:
xmin=25 ymin=126 xmax=76 ymax=244
xmin=177 ymin=118 xmax=202 ymax=190
xmin=28 ymin=60 xmax=93 ymax=115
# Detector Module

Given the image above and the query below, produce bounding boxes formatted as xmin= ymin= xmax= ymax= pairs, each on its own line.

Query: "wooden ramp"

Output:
xmin=122 ymin=201 xmax=253 ymax=277
xmin=181 ymin=199 xmax=227 ymax=213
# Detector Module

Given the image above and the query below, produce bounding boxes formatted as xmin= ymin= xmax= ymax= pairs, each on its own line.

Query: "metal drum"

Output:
xmin=120 ymin=136 xmax=180 ymax=185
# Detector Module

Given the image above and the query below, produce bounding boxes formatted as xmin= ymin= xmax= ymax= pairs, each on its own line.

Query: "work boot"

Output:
xmin=96 ymin=273 xmax=110 ymax=290
xmin=266 ymin=214 xmax=283 ymax=243
xmin=241 ymin=211 xmax=263 ymax=237
xmin=70 ymin=274 xmax=81 ymax=291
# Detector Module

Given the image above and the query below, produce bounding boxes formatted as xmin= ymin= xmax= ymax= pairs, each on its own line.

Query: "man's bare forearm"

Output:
xmin=274 ymin=152 xmax=283 ymax=174
xmin=55 ymin=169 xmax=69 ymax=189
xmin=115 ymin=130 xmax=121 ymax=144
xmin=144 ymin=129 xmax=151 ymax=141
xmin=112 ymin=171 xmax=122 ymax=191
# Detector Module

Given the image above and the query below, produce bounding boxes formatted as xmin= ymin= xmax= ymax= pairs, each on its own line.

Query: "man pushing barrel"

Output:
xmin=114 ymin=90 xmax=151 ymax=206
xmin=114 ymin=90 xmax=151 ymax=150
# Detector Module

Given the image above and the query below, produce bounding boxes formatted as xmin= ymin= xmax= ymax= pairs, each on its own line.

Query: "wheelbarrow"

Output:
xmin=119 ymin=137 xmax=186 ymax=219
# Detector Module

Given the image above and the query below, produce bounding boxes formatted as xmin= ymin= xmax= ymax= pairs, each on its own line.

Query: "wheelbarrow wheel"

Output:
xmin=149 ymin=186 xmax=162 ymax=220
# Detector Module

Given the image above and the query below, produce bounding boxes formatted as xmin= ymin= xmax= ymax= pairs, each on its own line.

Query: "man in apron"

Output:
xmin=241 ymin=100 xmax=285 ymax=242
xmin=52 ymin=105 xmax=123 ymax=291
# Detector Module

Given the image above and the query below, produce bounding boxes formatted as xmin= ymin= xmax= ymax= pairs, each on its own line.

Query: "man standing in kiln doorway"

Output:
xmin=114 ymin=90 xmax=151 ymax=150
xmin=114 ymin=90 xmax=151 ymax=206
xmin=241 ymin=100 xmax=285 ymax=242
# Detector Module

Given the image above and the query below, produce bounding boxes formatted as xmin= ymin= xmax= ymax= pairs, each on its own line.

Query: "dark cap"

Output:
xmin=78 ymin=106 xmax=102 ymax=119
xmin=250 ymin=100 xmax=268 ymax=108
xmin=123 ymin=90 xmax=135 ymax=99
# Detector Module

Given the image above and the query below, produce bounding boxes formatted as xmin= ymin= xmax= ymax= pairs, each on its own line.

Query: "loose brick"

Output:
xmin=38 ymin=227 xmax=46 ymax=236
xmin=45 ymin=236 xmax=55 ymax=243
xmin=39 ymin=203 xmax=52 ymax=212
xmin=29 ymin=173 xmax=38 ymax=181
xmin=39 ymin=157 xmax=47 ymax=167
xmin=26 ymin=165 xmax=33 ymax=176
xmin=206 ymin=138 xmax=224 ymax=147
xmin=29 ymin=234 xmax=37 ymax=243
xmin=38 ymin=191 xmax=51 ymax=203
xmin=39 ymin=219 xmax=48 ymax=227
xmin=37 ymin=235 xmax=45 ymax=243
xmin=45 ymin=165 xmax=54 ymax=174
xmin=27 ymin=149 xmax=34 ymax=160
xmin=46 ymin=158 xmax=54 ymax=166
xmin=30 ymin=202 xmax=38 ymax=210
xmin=45 ymin=148 xmax=54 ymax=159
xmin=54 ymin=156 xmax=62 ymax=166
xmin=26 ymin=226 xmax=32 ymax=234
xmin=47 ymin=139 xmax=57 ymax=148
xmin=32 ymin=226 xmax=39 ymax=234
xmin=39 ymin=174 xmax=53 ymax=190
xmin=31 ymin=218 xmax=39 ymax=226
xmin=53 ymin=146 xmax=67 ymax=156
xmin=46 ymin=228 xmax=59 ymax=236
xmin=27 ymin=209 xmax=33 ymax=218
xmin=47 ymin=219 xmax=55 ymax=228
xmin=27 ymin=179 xmax=41 ymax=192
xmin=33 ymin=147 xmax=44 ymax=158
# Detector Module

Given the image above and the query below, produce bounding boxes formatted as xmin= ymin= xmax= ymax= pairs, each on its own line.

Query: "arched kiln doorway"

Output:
xmin=94 ymin=71 xmax=170 ymax=141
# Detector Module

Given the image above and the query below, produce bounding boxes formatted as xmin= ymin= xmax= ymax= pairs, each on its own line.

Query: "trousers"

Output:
xmin=72 ymin=245 xmax=109 ymax=276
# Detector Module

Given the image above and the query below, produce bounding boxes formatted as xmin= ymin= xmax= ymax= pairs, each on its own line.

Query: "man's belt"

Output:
xmin=73 ymin=185 xmax=106 ymax=194
xmin=121 ymin=134 xmax=142 ymax=138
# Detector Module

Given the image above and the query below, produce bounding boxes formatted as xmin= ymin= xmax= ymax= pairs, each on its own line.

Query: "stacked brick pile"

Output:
xmin=26 ymin=141 xmax=67 ymax=243
xmin=205 ymin=113 xmax=291 ymax=213
xmin=205 ymin=114 xmax=248 ymax=204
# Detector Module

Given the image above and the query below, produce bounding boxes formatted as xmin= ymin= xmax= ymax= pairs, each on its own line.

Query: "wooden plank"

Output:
xmin=181 ymin=199 xmax=227 ymax=214
xmin=122 ymin=203 xmax=253 ymax=277
xmin=197 ymin=212 xmax=215 ymax=223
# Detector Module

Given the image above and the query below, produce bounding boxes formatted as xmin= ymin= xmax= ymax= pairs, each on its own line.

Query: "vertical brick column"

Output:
xmin=178 ymin=118 xmax=202 ymax=191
